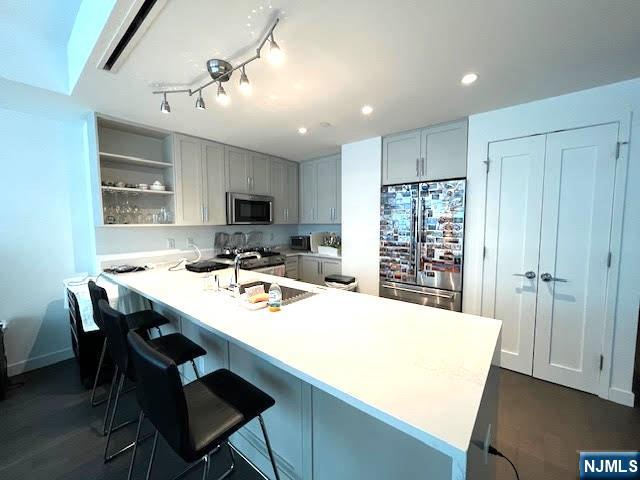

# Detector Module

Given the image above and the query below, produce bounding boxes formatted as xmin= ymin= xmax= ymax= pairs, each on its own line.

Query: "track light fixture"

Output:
xmin=153 ymin=17 xmax=283 ymax=112
xmin=195 ymin=91 xmax=206 ymax=110
xmin=239 ymin=66 xmax=252 ymax=96
xmin=160 ymin=93 xmax=170 ymax=114
xmin=216 ymin=82 xmax=230 ymax=106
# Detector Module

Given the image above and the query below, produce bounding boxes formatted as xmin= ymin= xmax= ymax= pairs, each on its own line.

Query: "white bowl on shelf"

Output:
xmin=138 ymin=183 xmax=149 ymax=190
xmin=150 ymin=181 xmax=166 ymax=191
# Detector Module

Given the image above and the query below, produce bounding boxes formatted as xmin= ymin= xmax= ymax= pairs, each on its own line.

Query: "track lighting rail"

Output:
xmin=152 ymin=17 xmax=281 ymax=104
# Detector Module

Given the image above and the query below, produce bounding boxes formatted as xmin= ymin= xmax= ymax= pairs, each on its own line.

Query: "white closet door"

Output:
xmin=533 ymin=123 xmax=618 ymax=394
xmin=483 ymin=136 xmax=545 ymax=375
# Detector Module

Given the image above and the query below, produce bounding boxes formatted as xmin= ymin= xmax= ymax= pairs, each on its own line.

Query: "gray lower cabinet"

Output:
xmin=299 ymin=154 xmax=341 ymax=224
xmin=271 ymin=159 xmax=299 ymax=224
xmin=174 ymin=134 xmax=226 ymax=225
xmin=285 ymin=256 xmax=299 ymax=280
xmin=225 ymin=146 xmax=271 ymax=195
xmin=300 ymin=256 xmax=341 ymax=285
xmin=382 ymin=119 xmax=467 ymax=185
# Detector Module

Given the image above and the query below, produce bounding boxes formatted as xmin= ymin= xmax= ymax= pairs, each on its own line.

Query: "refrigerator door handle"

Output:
xmin=381 ymin=284 xmax=455 ymax=300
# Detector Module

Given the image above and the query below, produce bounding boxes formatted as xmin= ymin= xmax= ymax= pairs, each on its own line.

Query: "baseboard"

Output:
xmin=7 ymin=347 xmax=74 ymax=377
xmin=609 ymin=387 xmax=635 ymax=407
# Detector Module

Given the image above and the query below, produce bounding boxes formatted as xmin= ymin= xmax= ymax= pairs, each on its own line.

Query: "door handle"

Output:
xmin=540 ymin=273 xmax=567 ymax=282
xmin=513 ymin=271 xmax=536 ymax=279
xmin=381 ymin=284 xmax=454 ymax=300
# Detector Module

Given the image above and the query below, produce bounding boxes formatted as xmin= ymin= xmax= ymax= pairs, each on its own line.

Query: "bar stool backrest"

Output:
xmin=88 ymin=281 xmax=108 ymax=331
xmin=127 ymin=330 xmax=189 ymax=456
xmin=98 ymin=299 xmax=131 ymax=377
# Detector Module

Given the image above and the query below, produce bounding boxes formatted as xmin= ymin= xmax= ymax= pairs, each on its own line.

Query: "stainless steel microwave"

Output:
xmin=226 ymin=192 xmax=273 ymax=225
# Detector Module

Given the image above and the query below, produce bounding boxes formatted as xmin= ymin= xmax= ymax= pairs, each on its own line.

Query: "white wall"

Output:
xmin=341 ymin=137 xmax=382 ymax=295
xmin=464 ymin=78 xmax=640 ymax=406
xmin=0 ymin=106 xmax=93 ymax=375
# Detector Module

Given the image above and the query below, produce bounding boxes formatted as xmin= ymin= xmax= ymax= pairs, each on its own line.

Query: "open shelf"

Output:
xmin=101 ymin=186 xmax=174 ymax=195
xmin=100 ymin=152 xmax=173 ymax=168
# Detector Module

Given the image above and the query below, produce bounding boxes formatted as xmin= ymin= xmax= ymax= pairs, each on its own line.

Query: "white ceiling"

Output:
xmin=0 ymin=0 xmax=83 ymax=92
xmin=72 ymin=0 xmax=640 ymax=161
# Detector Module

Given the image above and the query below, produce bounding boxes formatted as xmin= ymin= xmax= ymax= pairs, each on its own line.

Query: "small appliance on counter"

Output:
xmin=310 ymin=232 xmax=329 ymax=253
xmin=290 ymin=235 xmax=310 ymax=251
xmin=185 ymin=259 xmax=229 ymax=273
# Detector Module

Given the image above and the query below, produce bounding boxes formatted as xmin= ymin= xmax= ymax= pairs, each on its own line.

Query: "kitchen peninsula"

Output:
xmin=105 ymin=266 xmax=501 ymax=480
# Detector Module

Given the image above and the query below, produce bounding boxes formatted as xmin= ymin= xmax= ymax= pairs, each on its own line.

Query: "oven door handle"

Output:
xmin=381 ymin=283 xmax=454 ymax=300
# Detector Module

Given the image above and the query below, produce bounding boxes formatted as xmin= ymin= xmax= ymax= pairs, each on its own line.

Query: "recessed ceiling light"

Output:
xmin=361 ymin=105 xmax=373 ymax=115
xmin=298 ymin=127 xmax=308 ymax=135
xmin=460 ymin=72 xmax=479 ymax=85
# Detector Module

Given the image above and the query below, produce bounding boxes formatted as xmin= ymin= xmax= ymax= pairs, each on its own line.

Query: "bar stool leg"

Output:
xmin=190 ymin=360 xmax=200 ymax=379
xmin=104 ymin=373 xmax=125 ymax=462
xmin=127 ymin=410 xmax=145 ymax=480
xmin=258 ymin=415 xmax=280 ymax=480
xmin=145 ymin=430 xmax=159 ymax=480
xmin=91 ymin=338 xmax=108 ymax=407
xmin=201 ymin=453 xmax=211 ymax=480
xmin=102 ymin=366 xmax=119 ymax=435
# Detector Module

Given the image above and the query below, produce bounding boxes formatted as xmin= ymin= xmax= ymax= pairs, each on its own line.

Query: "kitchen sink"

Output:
xmin=240 ymin=281 xmax=315 ymax=306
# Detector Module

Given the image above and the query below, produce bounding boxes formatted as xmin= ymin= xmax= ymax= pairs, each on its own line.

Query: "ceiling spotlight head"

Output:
xmin=160 ymin=93 xmax=170 ymax=114
xmin=460 ymin=72 xmax=479 ymax=85
xmin=239 ymin=67 xmax=252 ymax=96
xmin=207 ymin=59 xmax=233 ymax=82
xmin=361 ymin=105 xmax=373 ymax=115
xmin=267 ymin=36 xmax=285 ymax=65
xmin=216 ymin=83 xmax=230 ymax=106
xmin=195 ymin=92 xmax=206 ymax=110
xmin=297 ymin=127 xmax=307 ymax=135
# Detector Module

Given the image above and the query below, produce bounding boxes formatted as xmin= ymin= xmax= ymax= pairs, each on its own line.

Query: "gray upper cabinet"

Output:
xmin=382 ymin=130 xmax=422 ymax=185
xmin=249 ymin=152 xmax=271 ymax=195
xmin=226 ymin=147 xmax=271 ymax=195
xmin=270 ymin=158 xmax=299 ymax=224
xmin=174 ymin=134 xmax=226 ymax=225
xmin=300 ymin=161 xmax=317 ymax=223
xmin=202 ymin=140 xmax=226 ymax=225
xmin=225 ymin=146 xmax=250 ymax=193
xmin=423 ymin=121 xmax=468 ymax=180
xmin=174 ymin=134 xmax=204 ymax=225
xmin=382 ymin=120 xmax=467 ymax=185
xmin=286 ymin=162 xmax=299 ymax=223
xmin=299 ymin=154 xmax=341 ymax=224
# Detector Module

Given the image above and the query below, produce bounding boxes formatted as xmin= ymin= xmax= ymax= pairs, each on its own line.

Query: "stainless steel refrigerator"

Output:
xmin=379 ymin=179 xmax=466 ymax=311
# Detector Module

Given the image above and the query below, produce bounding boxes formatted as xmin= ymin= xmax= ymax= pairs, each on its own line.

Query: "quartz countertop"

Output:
xmin=274 ymin=247 xmax=342 ymax=260
xmin=104 ymin=265 xmax=500 ymax=461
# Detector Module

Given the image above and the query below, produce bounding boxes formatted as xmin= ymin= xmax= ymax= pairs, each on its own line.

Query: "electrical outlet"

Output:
xmin=186 ymin=237 xmax=194 ymax=247
xmin=167 ymin=238 xmax=175 ymax=249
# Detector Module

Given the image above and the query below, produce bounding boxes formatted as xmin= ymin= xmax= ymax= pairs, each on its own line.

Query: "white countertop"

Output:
xmin=104 ymin=265 xmax=500 ymax=461
xmin=275 ymin=247 xmax=341 ymax=260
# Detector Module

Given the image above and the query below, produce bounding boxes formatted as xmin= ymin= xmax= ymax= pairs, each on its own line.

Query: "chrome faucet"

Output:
xmin=230 ymin=251 xmax=262 ymax=289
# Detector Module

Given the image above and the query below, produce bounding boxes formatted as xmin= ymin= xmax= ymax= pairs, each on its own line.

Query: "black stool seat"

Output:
xmin=185 ymin=369 xmax=275 ymax=457
xmin=151 ymin=333 xmax=206 ymax=367
xmin=125 ymin=309 xmax=169 ymax=332
xmin=127 ymin=331 xmax=281 ymax=480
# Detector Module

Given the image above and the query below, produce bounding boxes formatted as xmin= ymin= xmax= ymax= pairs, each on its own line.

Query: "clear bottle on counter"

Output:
xmin=268 ymin=283 xmax=282 ymax=312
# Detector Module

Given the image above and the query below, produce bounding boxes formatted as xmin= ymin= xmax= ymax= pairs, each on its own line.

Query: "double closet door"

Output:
xmin=482 ymin=123 xmax=619 ymax=394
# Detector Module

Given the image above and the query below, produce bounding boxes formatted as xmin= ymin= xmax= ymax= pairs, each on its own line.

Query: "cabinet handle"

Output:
xmin=204 ymin=206 xmax=209 ymax=223
xmin=421 ymin=157 xmax=425 ymax=177
xmin=416 ymin=158 xmax=419 ymax=176
xmin=247 ymin=177 xmax=250 ymax=190
xmin=201 ymin=204 xmax=205 ymax=223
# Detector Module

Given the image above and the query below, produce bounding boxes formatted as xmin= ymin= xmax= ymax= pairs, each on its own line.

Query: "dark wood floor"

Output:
xmin=0 ymin=360 xmax=638 ymax=480
xmin=495 ymin=369 xmax=640 ymax=480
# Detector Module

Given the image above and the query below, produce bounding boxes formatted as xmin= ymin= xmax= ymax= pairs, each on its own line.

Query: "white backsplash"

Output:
xmin=95 ymin=224 xmax=298 ymax=255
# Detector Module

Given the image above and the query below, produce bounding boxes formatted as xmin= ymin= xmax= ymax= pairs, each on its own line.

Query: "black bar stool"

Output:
xmin=88 ymin=281 xmax=168 ymax=418
xmin=98 ymin=299 xmax=206 ymax=466
xmin=126 ymin=330 xmax=281 ymax=480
